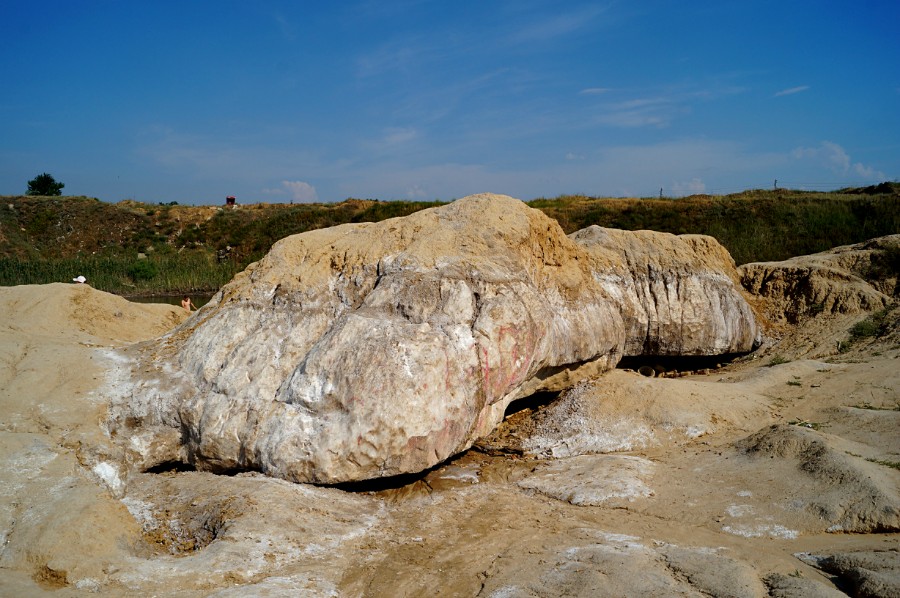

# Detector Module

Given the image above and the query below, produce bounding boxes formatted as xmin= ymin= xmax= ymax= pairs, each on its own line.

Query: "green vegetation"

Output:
xmin=1 ymin=184 xmax=898 ymax=297
xmin=0 ymin=252 xmax=241 ymax=296
xmin=26 ymin=173 xmax=64 ymax=196
xmin=528 ymin=186 xmax=900 ymax=264
xmin=766 ymin=354 xmax=790 ymax=367
xmin=866 ymin=458 xmax=900 ymax=470
xmin=846 ymin=305 xmax=896 ymax=344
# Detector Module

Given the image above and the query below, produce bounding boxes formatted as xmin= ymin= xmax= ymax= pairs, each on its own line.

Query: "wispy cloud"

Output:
xmin=507 ymin=5 xmax=609 ymax=44
xmin=587 ymin=84 xmax=744 ymax=129
xmin=271 ymin=12 xmax=296 ymax=40
xmin=135 ymin=125 xmax=330 ymax=200
xmin=592 ymin=96 xmax=681 ymax=128
xmin=335 ymin=139 xmax=784 ymax=201
xmin=382 ymin=127 xmax=418 ymax=146
xmin=356 ymin=38 xmax=427 ymax=78
xmin=579 ymin=87 xmax=611 ymax=95
xmin=774 ymin=85 xmax=809 ymax=97
xmin=358 ymin=126 xmax=421 ymax=154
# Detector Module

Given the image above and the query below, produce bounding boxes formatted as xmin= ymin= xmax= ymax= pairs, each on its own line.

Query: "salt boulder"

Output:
xmin=115 ymin=194 xmax=759 ymax=483
xmin=572 ymin=226 xmax=761 ymax=356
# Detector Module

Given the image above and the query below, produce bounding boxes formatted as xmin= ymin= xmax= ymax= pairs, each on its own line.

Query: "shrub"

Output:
xmin=766 ymin=354 xmax=790 ymax=367
xmin=127 ymin=260 xmax=159 ymax=281
xmin=26 ymin=173 xmax=64 ymax=196
xmin=847 ymin=305 xmax=895 ymax=343
xmin=849 ymin=319 xmax=879 ymax=340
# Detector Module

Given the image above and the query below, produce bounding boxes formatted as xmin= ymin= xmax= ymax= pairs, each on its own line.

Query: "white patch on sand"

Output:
xmin=92 ymin=461 xmax=124 ymax=496
xmin=121 ymin=497 xmax=158 ymax=530
xmin=726 ymin=504 xmax=754 ymax=518
xmin=722 ymin=523 xmax=798 ymax=540
xmin=524 ymin=417 xmax=656 ymax=458
xmin=683 ymin=425 xmax=708 ymax=438
xmin=3 ymin=440 xmax=57 ymax=484
xmin=518 ymin=454 xmax=654 ymax=506
xmin=436 ymin=464 xmax=480 ymax=483
xmin=207 ymin=574 xmax=339 ymax=597
xmin=593 ymin=531 xmax=645 ymax=551
xmin=489 ymin=586 xmax=521 ymax=598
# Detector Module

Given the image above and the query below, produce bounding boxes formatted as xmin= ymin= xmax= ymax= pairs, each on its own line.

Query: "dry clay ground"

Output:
xmin=0 ymin=283 xmax=898 ymax=597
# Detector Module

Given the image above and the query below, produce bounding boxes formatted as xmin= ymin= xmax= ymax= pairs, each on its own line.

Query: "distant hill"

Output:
xmin=1 ymin=185 xmax=898 ymax=295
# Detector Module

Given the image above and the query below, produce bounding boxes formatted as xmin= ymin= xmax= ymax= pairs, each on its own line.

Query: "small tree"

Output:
xmin=26 ymin=172 xmax=65 ymax=196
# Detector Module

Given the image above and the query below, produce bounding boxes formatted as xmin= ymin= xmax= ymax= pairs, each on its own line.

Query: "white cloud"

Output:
xmin=580 ymin=87 xmax=611 ymax=95
xmin=282 ymin=180 xmax=319 ymax=203
xmin=791 ymin=141 xmax=885 ymax=181
xmin=853 ymin=162 xmax=881 ymax=179
xmin=565 ymin=152 xmax=585 ymax=160
xmin=774 ymin=85 xmax=809 ymax=97
xmin=671 ymin=178 xmax=707 ymax=196
xmin=405 ymin=184 xmax=428 ymax=199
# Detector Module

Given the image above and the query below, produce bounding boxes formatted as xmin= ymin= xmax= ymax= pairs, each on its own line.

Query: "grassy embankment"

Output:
xmin=530 ymin=186 xmax=900 ymax=264
xmin=0 ymin=196 xmax=441 ymax=295
xmin=1 ymin=185 xmax=898 ymax=296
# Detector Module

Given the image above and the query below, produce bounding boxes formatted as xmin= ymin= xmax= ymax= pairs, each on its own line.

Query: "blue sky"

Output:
xmin=2 ymin=1 xmax=898 ymax=204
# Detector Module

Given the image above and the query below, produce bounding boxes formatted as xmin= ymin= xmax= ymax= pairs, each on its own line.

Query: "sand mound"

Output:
xmin=737 ymin=424 xmax=900 ymax=533
xmin=0 ymin=283 xmax=186 ymax=344
xmin=801 ymin=549 xmax=900 ymax=598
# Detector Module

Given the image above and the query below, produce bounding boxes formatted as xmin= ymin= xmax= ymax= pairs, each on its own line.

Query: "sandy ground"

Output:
xmin=0 ymin=283 xmax=897 ymax=597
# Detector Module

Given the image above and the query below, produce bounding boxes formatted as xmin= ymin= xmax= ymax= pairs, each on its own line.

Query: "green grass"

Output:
xmin=766 ymin=354 xmax=791 ymax=367
xmin=845 ymin=305 xmax=896 ymax=346
xmin=866 ymin=458 xmax=900 ymax=470
xmin=527 ymin=189 xmax=900 ymax=265
xmin=0 ymin=252 xmax=241 ymax=295
xmin=2 ymin=185 xmax=899 ymax=296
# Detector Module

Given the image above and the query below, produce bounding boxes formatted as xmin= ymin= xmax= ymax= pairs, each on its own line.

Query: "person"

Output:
xmin=181 ymin=295 xmax=196 ymax=311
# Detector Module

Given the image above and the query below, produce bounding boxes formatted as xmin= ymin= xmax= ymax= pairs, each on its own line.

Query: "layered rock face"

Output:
xmin=739 ymin=235 xmax=899 ymax=324
xmin=117 ymin=194 xmax=760 ymax=483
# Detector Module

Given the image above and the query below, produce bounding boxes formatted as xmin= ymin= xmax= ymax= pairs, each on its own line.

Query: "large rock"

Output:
xmin=113 ymin=194 xmax=759 ymax=483
xmin=573 ymin=226 xmax=761 ymax=356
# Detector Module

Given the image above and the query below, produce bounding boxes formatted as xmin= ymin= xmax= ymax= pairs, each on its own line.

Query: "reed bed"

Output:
xmin=0 ymin=252 xmax=241 ymax=296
